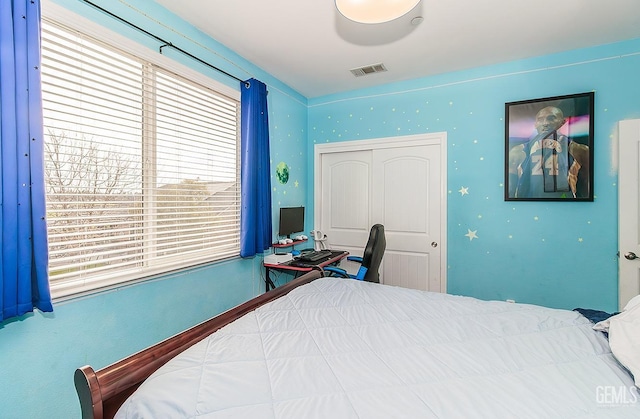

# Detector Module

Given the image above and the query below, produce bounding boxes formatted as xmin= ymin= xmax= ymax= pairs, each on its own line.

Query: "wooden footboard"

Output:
xmin=74 ymin=268 xmax=324 ymax=419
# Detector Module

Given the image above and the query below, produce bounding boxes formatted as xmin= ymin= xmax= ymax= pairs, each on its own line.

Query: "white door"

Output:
xmin=315 ymin=134 xmax=447 ymax=292
xmin=619 ymin=119 xmax=640 ymax=309
xmin=319 ymin=150 xmax=372 ymax=252
xmin=372 ymin=145 xmax=443 ymax=291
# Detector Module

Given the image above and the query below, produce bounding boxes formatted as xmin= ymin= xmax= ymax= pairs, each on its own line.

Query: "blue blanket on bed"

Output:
xmin=573 ymin=308 xmax=618 ymax=324
xmin=573 ymin=308 xmax=619 ymax=339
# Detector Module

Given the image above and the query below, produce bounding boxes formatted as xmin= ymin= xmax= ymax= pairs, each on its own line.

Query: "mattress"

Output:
xmin=116 ymin=278 xmax=639 ymax=418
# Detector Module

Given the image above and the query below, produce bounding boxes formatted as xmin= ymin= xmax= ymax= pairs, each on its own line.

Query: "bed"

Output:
xmin=75 ymin=268 xmax=639 ymax=418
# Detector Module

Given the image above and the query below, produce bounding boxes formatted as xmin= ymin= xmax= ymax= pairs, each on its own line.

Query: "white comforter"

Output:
xmin=116 ymin=278 xmax=639 ymax=418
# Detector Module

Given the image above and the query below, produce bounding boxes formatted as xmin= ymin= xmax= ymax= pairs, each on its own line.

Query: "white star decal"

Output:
xmin=458 ymin=186 xmax=469 ymax=196
xmin=465 ymin=229 xmax=479 ymax=241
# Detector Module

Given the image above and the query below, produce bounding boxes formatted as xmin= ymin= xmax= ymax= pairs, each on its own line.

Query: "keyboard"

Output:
xmin=287 ymin=260 xmax=314 ymax=268
xmin=297 ymin=249 xmax=332 ymax=262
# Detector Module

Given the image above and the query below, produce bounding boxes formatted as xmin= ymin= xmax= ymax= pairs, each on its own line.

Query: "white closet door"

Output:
xmin=319 ymin=150 xmax=372 ymax=256
xmin=315 ymin=134 xmax=446 ymax=292
xmin=372 ymin=144 xmax=442 ymax=292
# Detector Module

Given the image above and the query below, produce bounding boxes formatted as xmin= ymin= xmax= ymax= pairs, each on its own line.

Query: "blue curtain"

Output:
xmin=0 ymin=0 xmax=53 ymax=322
xmin=240 ymin=78 xmax=272 ymax=257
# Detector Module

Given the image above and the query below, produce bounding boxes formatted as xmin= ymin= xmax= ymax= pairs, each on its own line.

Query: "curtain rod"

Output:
xmin=80 ymin=0 xmax=249 ymax=87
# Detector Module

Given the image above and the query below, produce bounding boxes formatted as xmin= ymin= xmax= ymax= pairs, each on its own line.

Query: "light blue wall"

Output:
xmin=0 ymin=259 xmax=262 ymax=418
xmin=269 ymin=91 xmax=310 ymax=233
xmin=0 ymin=1 xmax=308 ymax=418
xmin=308 ymin=38 xmax=640 ymax=313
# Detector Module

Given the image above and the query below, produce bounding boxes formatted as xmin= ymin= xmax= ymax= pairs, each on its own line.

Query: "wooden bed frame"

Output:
xmin=74 ymin=268 xmax=324 ymax=419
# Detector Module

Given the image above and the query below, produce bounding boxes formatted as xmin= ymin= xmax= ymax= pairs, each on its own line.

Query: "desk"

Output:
xmin=263 ymin=250 xmax=348 ymax=292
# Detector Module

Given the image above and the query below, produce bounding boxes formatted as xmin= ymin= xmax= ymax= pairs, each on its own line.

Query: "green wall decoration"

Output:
xmin=276 ymin=161 xmax=290 ymax=184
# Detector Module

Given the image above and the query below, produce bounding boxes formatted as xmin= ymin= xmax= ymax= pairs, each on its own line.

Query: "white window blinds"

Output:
xmin=41 ymin=20 xmax=241 ymax=298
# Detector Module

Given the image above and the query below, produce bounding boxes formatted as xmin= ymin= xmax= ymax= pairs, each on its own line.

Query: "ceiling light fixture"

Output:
xmin=335 ymin=0 xmax=421 ymax=24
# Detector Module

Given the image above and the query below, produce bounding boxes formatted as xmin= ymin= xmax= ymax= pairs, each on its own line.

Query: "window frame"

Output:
xmin=42 ymin=1 xmax=242 ymax=300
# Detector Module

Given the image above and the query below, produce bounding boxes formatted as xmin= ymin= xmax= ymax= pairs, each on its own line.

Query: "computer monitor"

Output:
xmin=278 ymin=206 xmax=304 ymax=238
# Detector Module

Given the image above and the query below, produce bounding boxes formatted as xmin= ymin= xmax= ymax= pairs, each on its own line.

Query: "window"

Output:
xmin=41 ymin=19 xmax=241 ymax=298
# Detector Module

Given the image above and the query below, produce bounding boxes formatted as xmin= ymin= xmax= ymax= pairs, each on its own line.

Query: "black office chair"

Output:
xmin=324 ymin=224 xmax=386 ymax=283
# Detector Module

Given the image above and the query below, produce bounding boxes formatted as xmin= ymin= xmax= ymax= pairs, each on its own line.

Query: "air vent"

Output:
xmin=350 ymin=63 xmax=387 ymax=77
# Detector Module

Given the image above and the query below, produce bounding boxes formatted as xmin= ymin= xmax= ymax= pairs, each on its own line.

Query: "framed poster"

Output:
xmin=505 ymin=92 xmax=594 ymax=201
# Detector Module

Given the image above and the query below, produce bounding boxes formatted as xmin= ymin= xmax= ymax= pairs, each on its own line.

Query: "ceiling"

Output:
xmin=153 ymin=0 xmax=640 ymax=98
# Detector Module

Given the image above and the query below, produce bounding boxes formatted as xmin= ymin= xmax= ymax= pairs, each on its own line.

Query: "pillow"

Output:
xmin=595 ymin=295 xmax=640 ymax=387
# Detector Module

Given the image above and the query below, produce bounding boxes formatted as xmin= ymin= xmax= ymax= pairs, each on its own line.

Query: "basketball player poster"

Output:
xmin=505 ymin=92 xmax=594 ymax=201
